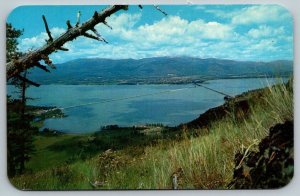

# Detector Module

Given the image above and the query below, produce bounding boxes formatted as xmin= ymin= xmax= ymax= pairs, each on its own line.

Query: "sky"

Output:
xmin=7 ymin=4 xmax=293 ymax=64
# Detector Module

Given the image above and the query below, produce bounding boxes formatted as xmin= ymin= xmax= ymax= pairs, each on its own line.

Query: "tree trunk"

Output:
xmin=20 ymin=71 xmax=27 ymax=118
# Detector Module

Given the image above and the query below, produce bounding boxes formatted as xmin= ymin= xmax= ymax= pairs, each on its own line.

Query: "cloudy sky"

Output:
xmin=7 ymin=4 xmax=293 ymax=63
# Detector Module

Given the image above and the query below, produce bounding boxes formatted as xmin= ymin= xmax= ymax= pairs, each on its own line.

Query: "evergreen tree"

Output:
xmin=7 ymin=23 xmax=37 ymax=177
xmin=7 ymin=99 xmax=37 ymax=176
xmin=6 ymin=23 xmax=23 ymax=62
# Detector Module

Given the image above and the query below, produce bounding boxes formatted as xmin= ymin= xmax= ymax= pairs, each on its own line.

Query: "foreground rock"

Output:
xmin=229 ymin=120 xmax=294 ymax=189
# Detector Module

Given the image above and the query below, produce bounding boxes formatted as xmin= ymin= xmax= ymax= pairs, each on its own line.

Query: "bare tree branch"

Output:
xmin=58 ymin=47 xmax=69 ymax=51
xmin=83 ymin=32 xmax=101 ymax=41
xmin=90 ymin=28 xmax=108 ymax=43
xmin=75 ymin=11 xmax=81 ymax=27
xmin=103 ymin=21 xmax=113 ymax=30
xmin=41 ymin=54 xmax=56 ymax=69
xmin=42 ymin=15 xmax=53 ymax=42
xmin=66 ymin=20 xmax=73 ymax=30
xmin=7 ymin=5 xmax=168 ymax=80
xmin=154 ymin=5 xmax=168 ymax=16
xmin=16 ymin=75 xmax=40 ymax=87
xmin=91 ymin=28 xmax=100 ymax=37
xmin=100 ymin=37 xmax=108 ymax=44
xmin=6 ymin=5 xmax=128 ymax=79
xmin=35 ymin=62 xmax=50 ymax=72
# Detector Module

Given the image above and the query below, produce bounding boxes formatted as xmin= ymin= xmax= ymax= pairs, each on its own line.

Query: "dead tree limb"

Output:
xmin=58 ymin=47 xmax=69 ymax=51
xmin=42 ymin=15 xmax=53 ymax=42
xmin=83 ymin=32 xmax=101 ymax=41
xmin=103 ymin=21 xmax=113 ymax=30
xmin=16 ymin=75 xmax=40 ymax=87
xmin=154 ymin=5 xmax=168 ymax=16
xmin=35 ymin=62 xmax=50 ymax=72
xmin=6 ymin=5 xmax=128 ymax=79
xmin=75 ymin=11 xmax=81 ymax=27
xmin=90 ymin=28 xmax=108 ymax=43
xmin=66 ymin=20 xmax=73 ymax=29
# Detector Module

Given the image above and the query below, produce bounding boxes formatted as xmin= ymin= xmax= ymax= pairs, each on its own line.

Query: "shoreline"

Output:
xmin=35 ymin=83 xmax=268 ymax=135
xmin=8 ymin=75 xmax=291 ymax=86
xmin=30 ymin=78 xmax=289 ymax=135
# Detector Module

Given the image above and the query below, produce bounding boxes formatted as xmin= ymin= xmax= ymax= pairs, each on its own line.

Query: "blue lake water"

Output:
xmin=7 ymin=78 xmax=286 ymax=133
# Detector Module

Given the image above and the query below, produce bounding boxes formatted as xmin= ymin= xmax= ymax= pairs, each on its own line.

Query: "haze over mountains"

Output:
xmin=28 ymin=57 xmax=293 ymax=85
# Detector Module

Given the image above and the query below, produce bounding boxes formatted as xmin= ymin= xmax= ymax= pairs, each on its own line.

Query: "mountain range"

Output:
xmin=28 ymin=57 xmax=293 ymax=85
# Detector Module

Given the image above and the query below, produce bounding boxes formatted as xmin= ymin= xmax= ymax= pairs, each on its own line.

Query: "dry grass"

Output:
xmin=99 ymin=79 xmax=293 ymax=189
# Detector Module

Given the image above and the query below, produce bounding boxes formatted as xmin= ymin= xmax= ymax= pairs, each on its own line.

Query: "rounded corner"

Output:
xmin=272 ymin=169 xmax=295 ymax=190
xmin=6 ymin=5 xmax=29 ymax=23
xmin=273 ymin=4 xmax=294 ymax=23
xmin=7 ymin=174 xmax=26 ymax=192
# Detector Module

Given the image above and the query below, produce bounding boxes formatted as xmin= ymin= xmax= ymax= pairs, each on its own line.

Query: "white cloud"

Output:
xmin=19 ymin=36 xmax=46 ymax=51
xmin=248 ymin=39 xmax=278 ymax=51
xmin=188 ymin=21 xmax=234 ymax=39
xmin=202 ymin=5 xmax=291 ymax=25
xmin=247 ymin=25 xmax=285 ymax=38
xmin=98 ymin=15 xmax=234 ymax=45
xmin=51 ymin=27 xmax=66 ymax=37
xmin=105 ymin=13 xmax=142 ymax=29
xmin=18 ymin=12 xmax=292 ymax=63
xmin=19 ymin=27 xmax=65 ymax=52
xmin=231 ymin=5 xmax=291 ymax=25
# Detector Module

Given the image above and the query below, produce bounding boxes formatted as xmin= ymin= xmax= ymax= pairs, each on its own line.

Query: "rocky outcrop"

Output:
xmin=229 ymin=120 xmax=294 ymax=189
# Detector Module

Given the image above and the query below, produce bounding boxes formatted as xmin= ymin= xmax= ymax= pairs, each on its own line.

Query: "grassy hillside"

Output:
xmin=10 ymin=79 xmax=293 ymax=190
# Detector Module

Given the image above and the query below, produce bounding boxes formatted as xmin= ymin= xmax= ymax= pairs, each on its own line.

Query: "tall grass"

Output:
xmin=10 ymin=79 xmax=293 ymax=190
xmin=264 ymin=78 xmax=293 ymax=122
xmin=100 ymin=79 xmax=293 ymax=189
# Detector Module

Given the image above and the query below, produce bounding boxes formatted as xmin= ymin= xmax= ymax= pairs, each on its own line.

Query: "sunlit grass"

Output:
xmin=99 ymin=79 xmax=293 ymax=189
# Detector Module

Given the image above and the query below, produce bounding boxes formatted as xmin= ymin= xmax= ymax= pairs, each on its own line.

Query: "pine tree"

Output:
xmin=7 ymin=23 xmax=37 ymax=177
xmin=7 ymin=99 xmax=37 ymax=176
xmin=6 ymin=23 xmax=23 ymax=62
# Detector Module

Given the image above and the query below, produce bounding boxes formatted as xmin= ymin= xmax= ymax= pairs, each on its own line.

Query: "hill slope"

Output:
xmin=28 ymin=57 xmax=293 ymax=84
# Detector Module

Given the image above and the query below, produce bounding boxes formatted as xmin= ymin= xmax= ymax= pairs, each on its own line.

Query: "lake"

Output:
xmin=7 ymin=78 xmax=287 ymax=133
